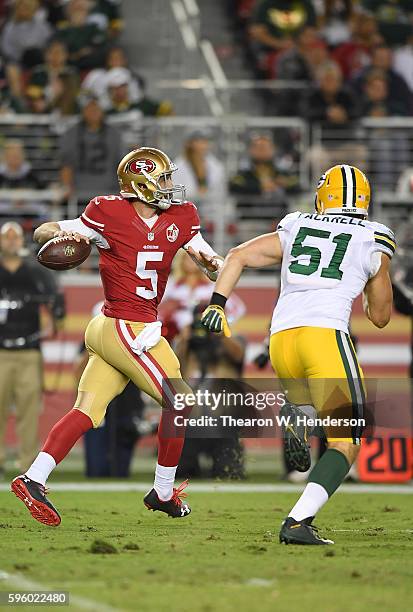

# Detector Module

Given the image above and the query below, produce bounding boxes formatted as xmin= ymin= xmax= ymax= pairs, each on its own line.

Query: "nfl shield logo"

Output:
xmin=148 ymin=232 xmax=154 ymax=241
xmin=166 ymin=223 xmax=179 ymax=242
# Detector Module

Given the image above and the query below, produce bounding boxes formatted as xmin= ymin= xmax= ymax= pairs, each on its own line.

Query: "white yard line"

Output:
xmin=1 ymin=482 xmax=412 ymax=494
xmin=0 ymin=570 xmax=121 ymax=612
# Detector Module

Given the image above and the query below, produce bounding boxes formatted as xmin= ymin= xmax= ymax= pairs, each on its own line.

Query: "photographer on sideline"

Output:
xmin=175 ymin=302 xmax=247 ymax=480
xmin=0 ymin=222 xmax=65 ymax=476
xmin=176 ymin=302 xmax=246 ymax=382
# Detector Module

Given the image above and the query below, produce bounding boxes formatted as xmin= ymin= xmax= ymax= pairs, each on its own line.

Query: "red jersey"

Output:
xmin=80 ymin=195 xmax=201 ymax=322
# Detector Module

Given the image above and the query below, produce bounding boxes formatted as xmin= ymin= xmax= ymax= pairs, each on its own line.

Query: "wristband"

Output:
xmin=210 ymin=292 xmax=227 ymax=308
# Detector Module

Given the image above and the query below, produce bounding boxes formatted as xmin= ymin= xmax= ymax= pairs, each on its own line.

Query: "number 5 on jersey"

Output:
xmin=136 ymin=252 xmax=164 ymax=299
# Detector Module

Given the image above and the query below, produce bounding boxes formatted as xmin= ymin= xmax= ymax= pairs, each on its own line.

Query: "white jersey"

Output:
xmin=271 ymin=211 xmax=396 ymax=335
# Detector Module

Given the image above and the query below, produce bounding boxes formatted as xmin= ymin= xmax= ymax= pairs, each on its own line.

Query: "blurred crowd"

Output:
xmin=0 ymin=120 xmax=300 ymax=243
xmin=0 ymin=0 xmax=413 ymax=243
xmin=0 ymin=0 xmax=175 ymax=234
xmin=234 ymin=0 xmax=413 ymax=118
xmin=229 ymin=0 xmax=413 ymax=196
xmin=0 ymin=0 xmax=171 ymax=118
xmin=2 ymin=0 xmax=412 ymax=120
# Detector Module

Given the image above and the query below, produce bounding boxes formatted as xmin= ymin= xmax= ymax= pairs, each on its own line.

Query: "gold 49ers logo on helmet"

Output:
xmin=128 ymin=159 xmax=156 ymax=175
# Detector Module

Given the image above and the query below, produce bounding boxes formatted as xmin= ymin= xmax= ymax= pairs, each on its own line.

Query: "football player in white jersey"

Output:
xmin=201 ymin=165 xmax=394 ymax=545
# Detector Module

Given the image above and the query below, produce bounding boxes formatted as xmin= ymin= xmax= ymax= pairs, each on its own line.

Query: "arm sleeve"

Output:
xmin=183 ymin=232 xmax=222 ymax=281
xmin=58 ymin=207 xmax=110 ymax=250
xmin=183 ymin=232 xmax=218 ymax=258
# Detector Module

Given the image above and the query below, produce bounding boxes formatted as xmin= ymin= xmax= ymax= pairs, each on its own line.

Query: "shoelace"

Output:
xmin=23 ymin=476 xmax=50 ymax=496
xmin=38 ymin=484 xmax=50 ymax=496
xmin=170 ymin=479 xmax=189 ymax=506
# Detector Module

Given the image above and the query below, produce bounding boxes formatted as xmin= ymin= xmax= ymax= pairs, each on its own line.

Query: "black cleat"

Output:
xmin=144 ymin=480 xmax=191 ymax=518
xmin=280 ymin=402 xmax=312 ymax=472
xmin=11 ymin=475 xmax=61 ymax=526
xmin=279 ymin=516 xmax=334 ymax=545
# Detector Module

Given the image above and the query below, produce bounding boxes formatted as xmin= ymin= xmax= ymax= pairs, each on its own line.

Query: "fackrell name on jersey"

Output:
xmin=302 ymin=213 xmax=366 ymax=226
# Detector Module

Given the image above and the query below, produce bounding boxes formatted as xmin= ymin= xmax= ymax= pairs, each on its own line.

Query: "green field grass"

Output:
xmin=1 ymin=490 xmax=412 ymax=612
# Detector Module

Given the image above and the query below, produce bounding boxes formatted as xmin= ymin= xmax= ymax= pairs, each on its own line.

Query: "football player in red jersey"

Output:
xmin=11 ymin=147 xmax=223 ymax=525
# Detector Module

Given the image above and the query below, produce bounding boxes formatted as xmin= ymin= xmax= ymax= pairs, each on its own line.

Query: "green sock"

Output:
xmin=308 ymin=448 xmax=350 ymax=497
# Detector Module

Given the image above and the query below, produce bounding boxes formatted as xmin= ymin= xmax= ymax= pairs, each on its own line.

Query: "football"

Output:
xmin=37 ymin=235 xmax=92 ymax=270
